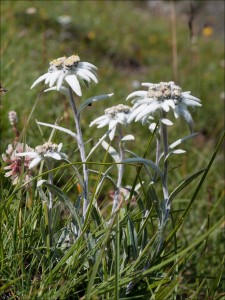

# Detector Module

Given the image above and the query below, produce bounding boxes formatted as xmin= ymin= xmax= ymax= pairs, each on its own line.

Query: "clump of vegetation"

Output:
xmin=1 ymin=1 xmax=224 ymax=299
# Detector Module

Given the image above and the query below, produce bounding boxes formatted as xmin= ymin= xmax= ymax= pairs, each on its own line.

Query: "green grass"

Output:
xmin=1 ymin=1 xmax=224 ymax=299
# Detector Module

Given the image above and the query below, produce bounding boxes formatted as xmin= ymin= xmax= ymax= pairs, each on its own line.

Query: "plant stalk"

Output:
xmin=112 ymin=125 xmax=124 ymax=213
xmin=68 ymin=87 xmax=89 ymax=219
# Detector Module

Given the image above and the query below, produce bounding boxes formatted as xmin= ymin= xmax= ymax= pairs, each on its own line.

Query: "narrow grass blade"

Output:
xmin=169 ymin=169 xmax=205 ymax=202
xmin=121 ymin=158 xmax=163 ymax=179
xmin=189 ymin=278 xmax=206 ymax=300
xmin=182 ymin=131 xmax=225 ymax=219
xmin=40 ymin=181 xmax=82 ymax=231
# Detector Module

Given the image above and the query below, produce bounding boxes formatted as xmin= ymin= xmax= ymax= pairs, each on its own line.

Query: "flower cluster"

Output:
xmin=8 ymin=111 xmax=18 ymax=125
xmin=2 ymin=143 xmax=34 ymax=185
xmin=90 ymin=104 xmax=131 ymax=140
xmin=126 ymin=81 xmax=201 ymax=130
xmin=17 ymin=142 xmax=68 ymax=169
xmin=31 ymin=54 xmax=98 ymax=96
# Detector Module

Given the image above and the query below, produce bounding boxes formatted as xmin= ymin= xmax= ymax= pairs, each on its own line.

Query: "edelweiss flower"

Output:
xmin=31 ymin=54 xmax=98 ymax=96
xmin=57 ymin=15 xmax=72 ymax=26
xmin=17 ymin=142 xmax=68 ymax=169
xmin=90 ymin=104 xmax=131 ymax=140
xmin=126 ymin=82 xmax=201 ymax=129
xmin=2 ymin=143 xmax=34 ymax=185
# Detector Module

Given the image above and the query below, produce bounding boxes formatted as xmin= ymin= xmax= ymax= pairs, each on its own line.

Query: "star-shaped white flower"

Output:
xmin=126 ymin=81 xmax=201 ymax=130
xmin=17 ymin=142 xmax=67 ymax=169
xmin=31 ymin=54 xmax=98 ymax=96
xmin=90 ymin=104 xmax=131 ymax=140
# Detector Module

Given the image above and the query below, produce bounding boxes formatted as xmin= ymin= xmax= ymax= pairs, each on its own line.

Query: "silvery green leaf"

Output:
xmin=121 ymin=135 xmax=135 ymax=142
xmin=169 ymin=133 xmax=198 ymax=149
xmin=165 ymin=149 xmax=186 ymax=161
xmin=36 ymin=121 xmax=77 ymax=139
xmin=78 ymin=93 xmax=114 ymax=114
xmin=173 ymin=149 xmax=186 ymax=154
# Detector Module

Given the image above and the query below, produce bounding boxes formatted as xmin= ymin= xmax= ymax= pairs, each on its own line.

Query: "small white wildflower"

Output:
xmin=57 ymin=15 xmax=72 ymax=26
xmin=17 ymin=142 xmax=68 ymax=169
xmin=8 ymin=111 xmax=18 ymax=125
xmin=131 ymin=80 xmax=141 ymax=89
xmin=90 ymin=104 xmax=131 ymax=140
xmin=25 ymin=7 xmax=37 ymax=15
xmin=220 ymin=91 xmax=225 ymax=101
xmin=127 ymin=81 xmax=201 ymax=130
xmin=31 ymin=54 xmax=98 ymax=96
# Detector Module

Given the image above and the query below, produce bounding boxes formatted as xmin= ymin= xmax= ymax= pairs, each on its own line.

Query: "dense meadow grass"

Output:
xmin=0 ymin=1 xmax=224 ymax=299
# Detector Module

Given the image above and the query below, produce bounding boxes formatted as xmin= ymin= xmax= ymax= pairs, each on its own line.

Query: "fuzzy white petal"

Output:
xmin=97 ymin=118 xmax=110 ymax=128
xmin=58 ymin=143 xmax=63 ymax=152
xmin=127 ymin=105 xmax=148 ymax=122
xmin=79 ymin=62 xmax=98 ymax=70
xmin=76 ymin=69 xmax=91 ymax=82
xmin=81 ymin=68 xmax=98 ymax=83
xmin=109 ymin=126 xmax=117 ymax=141
xmin=16 ymin=152 xmax=37 ymax=157
xmin=109 ymin=119 xmax=118 ymax=131
xmin=31 ymin=73 xmax=49 ymax=89
xmin=134 ymin=102 xmax=160 ymax=121
xmin=175 ymin=106 xmax=193 ymax=131
xmin=121 ymin=135 xmax=135 ymax=141
xmin=126 ymin=90 xmax=147 ymax=100
xmin=65 ymin=74 xmax=82 ymax=96
xmin=29 ymin=156 xmax=42 ymax=169
xmin=90 ymin=115 xmax=108 ymax=127
xmin=116 ymin=112 xmax=127 ymax=124
xmin=182 ymin=92 xmax=201 ymax=102
xmin=182 ymin=98 xmax=202 ymax=107
xmin=49 ymin=71 xmax=61 ymax=87
xmin=56 ymin=72 xmax=66 ymax=90
xmin=166 ymin=99 xmax=176 ymax=109
xmin=141 ymin=115 xmax=152 ymax=125
xmin=45 ymin=152 xmax=61 ymax=160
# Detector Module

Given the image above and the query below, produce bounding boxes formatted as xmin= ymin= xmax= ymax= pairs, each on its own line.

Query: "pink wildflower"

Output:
xmin=2 ymin=143 xmax=34 ymax=185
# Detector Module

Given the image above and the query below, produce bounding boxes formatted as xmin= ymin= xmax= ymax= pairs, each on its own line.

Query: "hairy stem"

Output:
xmin=112 ymin=125 xmax=124 ymax=214
xmin=46 ymin=159 xmax=53 ymax=247
xmin=154 ymin=115 xmax=170 ymax=256
xmin=68 ymin=87 xmax=89 ymax=219
xmin=153 ymin=133 xmax=161 ymax=183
